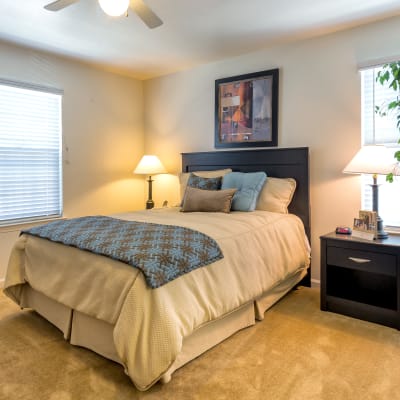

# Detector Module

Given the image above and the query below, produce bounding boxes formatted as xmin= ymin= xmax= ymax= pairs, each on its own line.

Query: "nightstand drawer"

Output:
xmin=327 ymin=246 xmax=396 ymax=276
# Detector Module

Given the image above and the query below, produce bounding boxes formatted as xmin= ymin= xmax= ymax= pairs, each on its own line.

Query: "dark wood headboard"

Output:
xmin=181 ymin=147 xmax=310 ymax=236
xmin=181 ymin=147 xmax=311 ymax=285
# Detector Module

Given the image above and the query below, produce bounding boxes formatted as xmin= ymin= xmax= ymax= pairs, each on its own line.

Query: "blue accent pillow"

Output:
xmin=221 ymin=172 xmax=267 ymax=211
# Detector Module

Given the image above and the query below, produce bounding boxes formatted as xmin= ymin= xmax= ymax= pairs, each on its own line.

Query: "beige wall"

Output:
xmin=0 ymin=41 xmax=145 ymax=283
xmin=144 ymin=15 xmax=400 ymax=284
xmin=1 ymin=15 xmax=399 ymax=285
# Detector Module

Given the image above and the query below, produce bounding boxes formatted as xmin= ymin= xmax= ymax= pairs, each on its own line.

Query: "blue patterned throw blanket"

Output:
xmin=22 ymin=216 xmax=223 ymax=288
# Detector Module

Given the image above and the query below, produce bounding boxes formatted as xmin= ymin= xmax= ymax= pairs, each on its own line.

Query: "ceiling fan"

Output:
xmin=43 ymin=0 xmax=163 ymax=29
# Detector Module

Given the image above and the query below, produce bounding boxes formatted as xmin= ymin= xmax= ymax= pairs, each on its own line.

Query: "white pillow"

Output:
xmin=256 ymin=177 xmax=296 ymax=213
xmin=179 ymin=169 xmax=232 ymax=202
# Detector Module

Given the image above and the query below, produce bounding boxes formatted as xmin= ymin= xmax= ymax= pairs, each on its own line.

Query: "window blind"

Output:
xmin=361 ymin=66 xmax=400 ymax=227
xmin=0 ymin=82 xmax=63 ymax=226
xmin=361 ymin=68 xmax=399 ymax=144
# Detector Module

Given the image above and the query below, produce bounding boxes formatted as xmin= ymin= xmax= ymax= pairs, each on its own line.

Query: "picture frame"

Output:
xmin=214 ymin=68 xmax=279 ymax=148
xmin=352 ymin=210 xmax=377 ymax=240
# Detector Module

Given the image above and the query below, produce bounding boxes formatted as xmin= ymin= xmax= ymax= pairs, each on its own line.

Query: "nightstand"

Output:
xmin=320 ymin=232 xmax=400 ymax=329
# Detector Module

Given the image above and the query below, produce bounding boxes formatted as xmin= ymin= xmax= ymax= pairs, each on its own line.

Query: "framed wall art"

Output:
xmin=214 ymin=68 xmax=279 ymax=148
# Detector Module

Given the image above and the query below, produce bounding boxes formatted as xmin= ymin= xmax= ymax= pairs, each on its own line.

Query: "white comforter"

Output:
xmin=4 ymin=208 xmax=310 ymax=390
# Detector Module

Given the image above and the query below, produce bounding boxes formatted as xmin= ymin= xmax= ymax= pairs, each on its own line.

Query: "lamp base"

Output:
xmin=145 ymin=176 xmax=154 ymax=210
xmin=146 ymin=200 xmax=154 ymax=210
xmin=369 ymin=177 xmax=388 ymax=240
xmin=375 ymin=215 xmax=388 ymax=239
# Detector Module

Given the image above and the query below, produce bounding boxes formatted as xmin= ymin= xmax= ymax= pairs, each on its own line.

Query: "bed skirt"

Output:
xmin=18 ymin=268 xmax=306 ymax=384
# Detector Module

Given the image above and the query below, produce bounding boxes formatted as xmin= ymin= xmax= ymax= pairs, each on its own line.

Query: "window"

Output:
xmin=0 ymin=80 xmax=63 ymax=226
xmin=361 ymin=66 xmax=400 ymax=227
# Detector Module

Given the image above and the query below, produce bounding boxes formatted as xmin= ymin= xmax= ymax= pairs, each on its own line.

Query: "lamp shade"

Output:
xmin=343 ymin=145 xmax=394 ymax=175
xmin=98 ymin=0 xmax=129 ymax=16
xmin=134 ymin=155 xmax=167 ymax=175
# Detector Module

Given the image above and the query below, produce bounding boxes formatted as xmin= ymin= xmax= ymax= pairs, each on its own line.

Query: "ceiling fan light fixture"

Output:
xmin=98 ymin=0 xmax=129 ymax=17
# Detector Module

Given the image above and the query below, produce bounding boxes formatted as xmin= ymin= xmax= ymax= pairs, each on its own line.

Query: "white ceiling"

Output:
xmin=1 ymin=0 xmax=400 ymax=80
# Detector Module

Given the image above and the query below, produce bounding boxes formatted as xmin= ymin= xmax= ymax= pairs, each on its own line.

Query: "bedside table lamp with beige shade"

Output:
xmin=134 ymin=155 xmax=167 ymax=209
xmin=343 ymin=145 xmax=398 ymax=239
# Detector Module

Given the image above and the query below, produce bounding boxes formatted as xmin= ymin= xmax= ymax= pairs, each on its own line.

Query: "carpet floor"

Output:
xmin=1 ymin=287 xmax=400 ymax=400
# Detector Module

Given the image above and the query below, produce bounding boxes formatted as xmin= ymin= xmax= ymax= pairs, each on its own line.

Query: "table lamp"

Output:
xmin=134 ymin=155 xmax=167 ymax=209
xmin=343 ymin=145 xmax=395 ymax=239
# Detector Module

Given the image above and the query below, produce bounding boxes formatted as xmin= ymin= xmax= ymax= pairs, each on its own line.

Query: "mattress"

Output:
xmin=4 ymin=208 xmax=310 ymax=390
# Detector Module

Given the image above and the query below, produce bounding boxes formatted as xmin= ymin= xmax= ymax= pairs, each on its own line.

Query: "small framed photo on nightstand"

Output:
xmin=352 ymin=210 xmax=377 ymax=240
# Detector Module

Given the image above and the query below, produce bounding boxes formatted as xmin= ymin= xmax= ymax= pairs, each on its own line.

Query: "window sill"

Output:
xmin=0 ymin=217 xmax=66 ymax=233
xmin=385 ymin=226 xmax=400 ymax=235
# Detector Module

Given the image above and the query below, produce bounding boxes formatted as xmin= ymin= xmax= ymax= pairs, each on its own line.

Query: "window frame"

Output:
xmin=0 ymin=79 xmax=64 ymax=227
xmin=360 ymin=65 xmax=400 ymax=228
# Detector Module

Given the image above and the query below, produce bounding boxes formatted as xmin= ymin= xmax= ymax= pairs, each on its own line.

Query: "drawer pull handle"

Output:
xmin=348 ymin=257 xmax=371 ymax=264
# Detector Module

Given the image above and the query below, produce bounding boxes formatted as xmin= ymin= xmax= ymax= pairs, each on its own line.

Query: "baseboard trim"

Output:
xmin=311 ymin=278 xmax=320 ymax=288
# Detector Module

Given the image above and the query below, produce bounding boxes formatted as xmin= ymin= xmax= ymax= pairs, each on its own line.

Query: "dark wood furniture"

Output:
xmin=182 ymin=147 xmax=311 ymax=286
xmin=320 ymin=232 xmax=400 ymax=329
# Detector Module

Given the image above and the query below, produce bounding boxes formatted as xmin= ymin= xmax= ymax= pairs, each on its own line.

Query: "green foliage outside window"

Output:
xmin=375 ymin=62 xmax=400 ymax=182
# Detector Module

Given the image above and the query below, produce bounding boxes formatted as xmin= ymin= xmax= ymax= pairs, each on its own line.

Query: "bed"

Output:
xmin=3 ymin=147 xmax=311 ymax=391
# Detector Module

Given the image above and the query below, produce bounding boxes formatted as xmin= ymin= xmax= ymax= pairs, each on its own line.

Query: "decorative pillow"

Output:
xmin=221 ymin=172 xmax=267 ymax=212
xmin=256 ymin=177 xmax=297 ymax=213
xmin=180 ymin=174 xmax=223 ymax=206
xmin=187 ymin=173 xmax=223 ymax=190
xmin=179 ymin=169 xmax=232 ymax=202
xmin=181 ymin=187 xmax=237 ymax=213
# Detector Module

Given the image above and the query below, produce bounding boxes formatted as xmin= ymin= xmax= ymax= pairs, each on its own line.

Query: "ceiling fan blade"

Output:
xmin=129 ymin=0 xmax=163 ymax=29
xmin=44 ymin=0 xmax=80 ymax=11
